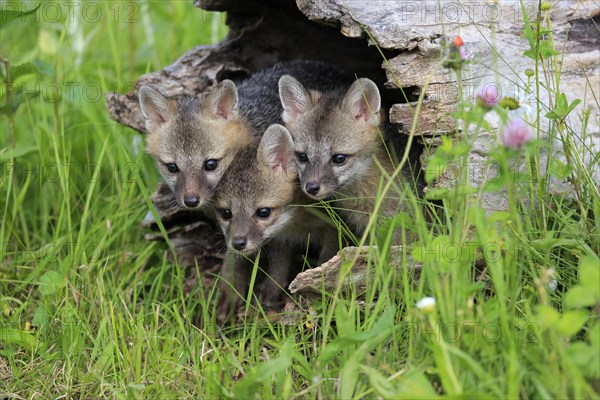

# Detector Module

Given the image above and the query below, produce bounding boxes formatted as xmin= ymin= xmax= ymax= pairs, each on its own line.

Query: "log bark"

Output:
xmin=288 ymin=246 xmax=421 ymax=299
xmin=106 ymin=0 xmax=599 ymax=299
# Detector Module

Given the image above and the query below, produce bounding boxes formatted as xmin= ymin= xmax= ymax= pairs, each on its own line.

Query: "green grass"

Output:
xmin=1 ymin=1 xmax=599 ymax=399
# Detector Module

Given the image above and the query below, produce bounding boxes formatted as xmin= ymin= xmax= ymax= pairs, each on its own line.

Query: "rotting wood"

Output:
xmin=288 ymin=246 xmax=421 ymax=299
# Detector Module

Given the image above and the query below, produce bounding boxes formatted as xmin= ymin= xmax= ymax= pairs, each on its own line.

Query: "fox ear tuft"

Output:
xmin=138 ymin=86 xmax=175 ymax=131
xmin=343 ymin=78 xmax=381 ymax=126
xmin=258 ymin=124 xmax=294 ymax=171
xmin=207 ymin=80 xmax=239 ymax=120
xmin=279 ymin=75 xmax=313 ymax=125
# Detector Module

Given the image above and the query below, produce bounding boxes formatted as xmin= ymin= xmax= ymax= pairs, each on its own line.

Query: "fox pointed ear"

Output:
xmin=138 ymin=86 xmax=175 ymax=131
xmin=206 ymin=80 xmax=239 ymax=120
xmin=258 ymin=124 xmax=294 ymax=171
xmin=343 ymin=78 xmax=381 ymax=126
xmin=279 ymin=75 xmax=313 ymax=124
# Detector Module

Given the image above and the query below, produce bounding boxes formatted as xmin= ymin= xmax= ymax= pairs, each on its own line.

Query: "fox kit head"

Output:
xmin=279 ymin=76 xmax=382 ymax=200
xmin=138 ymin=82 xmax=253 ymax=210
xmin=214 ymin=124 xmax=298 ymax=255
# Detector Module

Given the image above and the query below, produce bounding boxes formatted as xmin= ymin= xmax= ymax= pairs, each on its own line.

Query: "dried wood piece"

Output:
xmin=288 ymin=246 xmax=421 ymax=299
xmin=390 ymin=101 xmax=456 ymax=135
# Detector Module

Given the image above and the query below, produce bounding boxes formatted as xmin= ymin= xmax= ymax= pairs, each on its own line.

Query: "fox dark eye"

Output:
xmin=219 ymin=208 xmax=232 ymax=220
xmin=204 ymin=159 xmax=218 ymax=171
xmin=296 ymin=152 xmax=309 ymax=163
xmin=165 ymin=163 xmax=179 ymax=173
xmin=256 ymin=208 xmax=271 ymax=219
xmin=331 ymin=154 xmax=348 ymax=165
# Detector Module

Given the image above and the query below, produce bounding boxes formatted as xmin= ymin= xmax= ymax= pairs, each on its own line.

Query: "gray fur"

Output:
xmin=137 ymin=60 xmax=351 ymax=211
xmin=343 ymin=78 xmax=381 ymax=123
xmin=279 ymin=77 xmax=414 ymax=237
xmin=237 ymin=60 xmax=353 ymax=135
xmin=138 ymin=86 xmax=174 ymax=131
xmin=213 ymin=124 xmax=338 ymax=319
xmin=206 ymin=80 xmax=239 ymax=120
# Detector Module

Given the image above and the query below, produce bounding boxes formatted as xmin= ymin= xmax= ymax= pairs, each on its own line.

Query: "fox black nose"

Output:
xmin=232 ymin=237 xmax=247 ymax=250
xmin=305 ymin=182 xmax=321 ymax=195
xmin=183 ymin=196 xmax=200 ymax=208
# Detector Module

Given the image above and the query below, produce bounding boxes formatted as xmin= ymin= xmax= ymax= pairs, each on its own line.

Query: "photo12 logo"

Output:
xmin=1 ymin=1 xmax=139 ymax=24
xmin=402 ymin=320 xmax=539 ymax=344
xmin=1 ymin=81 xmax=137 ymax=107
xmin=1 ymin=161 xmax=143 ymax=185
xmin=5 ymin=241 xmax=142 ymax=265
xmin=393 ymin=1 xmax=539 ymax=24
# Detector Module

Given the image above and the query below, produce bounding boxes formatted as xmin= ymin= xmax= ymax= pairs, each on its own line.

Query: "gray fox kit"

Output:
xmin=137 ymin=60 xmax=350 ymax=210
xmin=278 ymin=75 xmax=414 ymax=237
xmin=138 ymin=82 xmax=248 ymax=210
xmin=213 ymin=124 xmax=339 ymax=319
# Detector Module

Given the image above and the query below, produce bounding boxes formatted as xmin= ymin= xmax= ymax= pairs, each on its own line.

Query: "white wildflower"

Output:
xmin=416 ymin=297 xmax=436 ymax=312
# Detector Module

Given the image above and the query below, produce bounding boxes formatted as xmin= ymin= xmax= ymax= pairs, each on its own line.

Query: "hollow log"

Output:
xmin=106 ymin=0 xmax=599 ymax=295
